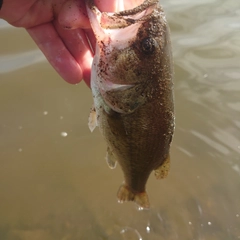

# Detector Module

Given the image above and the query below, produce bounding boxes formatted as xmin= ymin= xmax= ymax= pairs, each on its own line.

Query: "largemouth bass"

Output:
xmin=86 ymin=0 xmax=174 ymax=209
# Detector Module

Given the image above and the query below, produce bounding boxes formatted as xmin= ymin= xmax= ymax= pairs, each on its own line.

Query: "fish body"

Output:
xmin=86 ymin=0 xmax=174 ymax=209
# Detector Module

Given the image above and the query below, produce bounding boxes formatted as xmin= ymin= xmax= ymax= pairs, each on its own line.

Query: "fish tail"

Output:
xmin=117 ymin=184 xmax=150 ymax=209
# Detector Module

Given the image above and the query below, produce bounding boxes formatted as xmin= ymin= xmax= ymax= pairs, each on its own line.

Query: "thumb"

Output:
xmin=58 ymin=0 xmax=90 ymax=29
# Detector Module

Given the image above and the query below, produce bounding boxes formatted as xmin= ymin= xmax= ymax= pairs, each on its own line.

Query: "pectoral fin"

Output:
xmin=88 ymin=105 xmax=98 ymax=132
xmin=103 ymin=84 xmax=147 ymax=114
xmin=154 ymin=154 xmax=170 ymax=179
xmin=105 ymin=147 xmax=117 ymax=169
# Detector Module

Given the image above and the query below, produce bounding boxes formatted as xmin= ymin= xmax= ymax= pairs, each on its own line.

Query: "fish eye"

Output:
xmin=141 ymin=37 xmax=156 ymax=54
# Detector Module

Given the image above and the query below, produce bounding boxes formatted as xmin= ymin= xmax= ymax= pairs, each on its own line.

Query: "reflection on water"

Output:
xmin=0 ymin=50 xmax=45 ymax=73
xmin=0 ymin=0 xmax=240 ymax=239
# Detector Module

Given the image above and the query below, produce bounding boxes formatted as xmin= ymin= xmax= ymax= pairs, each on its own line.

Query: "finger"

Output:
xmin=54 ymin=20 xmax=93 ymax=87
xmin=58 ymin=0 xmax=91 ymax=29
xmin=94 ymin=0 xmax=142 ymax=12
xmin=95 ymin=0 xmax=119 ymax=12
xmin=27 ymin=22 xmax=83 ymax=84
xmin=124 ymin=0 xmax=144 ymax=9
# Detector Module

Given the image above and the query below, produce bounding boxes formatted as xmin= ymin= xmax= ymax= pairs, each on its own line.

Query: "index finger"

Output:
xmin=27 ymin=22 xmax=83 ymax=84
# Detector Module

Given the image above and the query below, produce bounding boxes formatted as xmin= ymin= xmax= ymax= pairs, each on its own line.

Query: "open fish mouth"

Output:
xmin=99 ymin=0 xmax=159 ymax=29
xmin=86 ymin=0 xmax=159 ymax=46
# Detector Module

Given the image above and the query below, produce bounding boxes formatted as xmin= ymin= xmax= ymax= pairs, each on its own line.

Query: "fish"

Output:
xmin=86 ymin=0 xmax=174 ymax=209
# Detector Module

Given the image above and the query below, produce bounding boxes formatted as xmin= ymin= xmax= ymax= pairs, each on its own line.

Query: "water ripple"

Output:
xmin=0 ymin=19 xmax=13 ymax=29
xmin=0 ymin=50 xmax=45 ymax=74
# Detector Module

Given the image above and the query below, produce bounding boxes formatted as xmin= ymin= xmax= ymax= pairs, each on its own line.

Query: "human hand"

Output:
xmin=0 ymin=0 xmax=119 ymax=87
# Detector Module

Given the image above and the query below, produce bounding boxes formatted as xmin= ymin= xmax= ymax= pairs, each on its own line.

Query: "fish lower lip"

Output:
xmin=115 ymin=0 xmax=159 ymax=16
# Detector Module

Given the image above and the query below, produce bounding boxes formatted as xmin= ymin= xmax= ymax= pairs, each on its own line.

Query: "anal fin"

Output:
xmin=154 ymin=154 xmax=170 ymax=179
xmin=117 ymin=184 xmax=150 ymax=209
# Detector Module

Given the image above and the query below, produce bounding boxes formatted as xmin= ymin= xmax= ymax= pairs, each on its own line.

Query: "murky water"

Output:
xmin=1 ymin=0 xmax=240 ymax=239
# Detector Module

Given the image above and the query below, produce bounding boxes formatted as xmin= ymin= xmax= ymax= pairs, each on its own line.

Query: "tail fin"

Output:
xmin=117 ymin=184 xmax=150 ymax=209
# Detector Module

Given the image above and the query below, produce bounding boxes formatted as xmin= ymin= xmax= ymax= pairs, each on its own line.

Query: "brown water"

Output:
xmin=0 ymin=0 xmax=240 ymax=239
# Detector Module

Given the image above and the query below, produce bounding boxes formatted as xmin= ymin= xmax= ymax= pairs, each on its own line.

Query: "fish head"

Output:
xmin=87 ymin=0 xmax=173 ymax=112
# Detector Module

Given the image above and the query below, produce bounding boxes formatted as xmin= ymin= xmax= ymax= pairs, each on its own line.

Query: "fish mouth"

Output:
xmin=86 ymin=0 xmax=159 ymax=44
xmin=100 ymin=0 xmax=159 ymax=29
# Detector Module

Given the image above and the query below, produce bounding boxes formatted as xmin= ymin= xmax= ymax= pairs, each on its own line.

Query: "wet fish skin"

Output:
xmin=87 ymin=0 xmax=174 ymax=209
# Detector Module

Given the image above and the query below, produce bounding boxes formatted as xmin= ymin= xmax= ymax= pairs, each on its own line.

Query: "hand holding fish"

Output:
xmin=0 ymin=0 xmax=120 ymax=86
xmin=1 ymin=0 xmax=175 ymax=209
